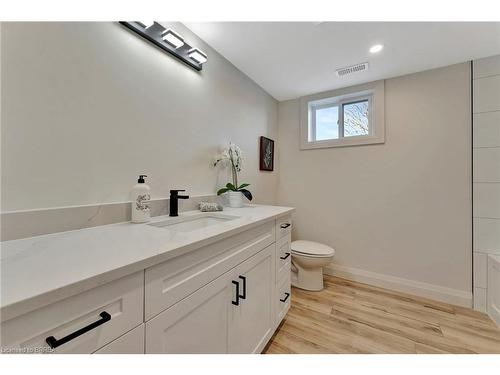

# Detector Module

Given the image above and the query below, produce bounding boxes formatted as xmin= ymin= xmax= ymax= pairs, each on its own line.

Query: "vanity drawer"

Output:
xmin=276 ymin=215 xmax=292 ymax=239
xmin=0 ymin=272 xmax=143 ymax=354
xmin=275 ymin=274 xmax=291 ymax=327
xmin=94 ymin=324 xmax=145 ymax=354
xmin=276 ymin=234 xmax=291 ymax=284
xmin=145 ymin=221 xmax=275 ymax=320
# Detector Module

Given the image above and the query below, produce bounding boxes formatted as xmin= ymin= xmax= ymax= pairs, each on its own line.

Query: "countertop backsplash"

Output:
xmin=1 ymin=194 xmax=219 ymax=241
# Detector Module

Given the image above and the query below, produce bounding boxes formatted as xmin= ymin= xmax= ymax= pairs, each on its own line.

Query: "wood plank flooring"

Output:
xmin=264 ymin=275 xmax=500 ymax=354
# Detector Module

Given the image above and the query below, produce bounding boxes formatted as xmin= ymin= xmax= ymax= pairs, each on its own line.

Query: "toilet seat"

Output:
xmin=291 ymin=250 xmax=332 ymax=258
xmin=291 ymin=240 xmax=335 ymax=258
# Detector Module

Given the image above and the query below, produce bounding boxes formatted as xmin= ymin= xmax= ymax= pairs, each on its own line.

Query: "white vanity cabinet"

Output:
xmin=145 ymin=245 xmax=274 ymax=354
xmin=143 ymin=222 xmax=276 ymax=320
xmin=0 ymin=211 xmax=293 ymax=354
xmin=144 ymin=214 xmax=292 ymax=354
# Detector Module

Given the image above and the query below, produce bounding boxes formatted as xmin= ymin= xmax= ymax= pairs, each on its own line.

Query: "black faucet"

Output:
xmin=169 ymin=189 xmax=189 ymax=217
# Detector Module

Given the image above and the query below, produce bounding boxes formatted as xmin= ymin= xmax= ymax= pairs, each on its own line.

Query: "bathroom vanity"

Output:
xmin=0 ymin=205 xmax=293 ymax=354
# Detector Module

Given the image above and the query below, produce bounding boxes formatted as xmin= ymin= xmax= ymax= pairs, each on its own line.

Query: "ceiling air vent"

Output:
xmin=336 ymin=62 xmax=369 ymax=77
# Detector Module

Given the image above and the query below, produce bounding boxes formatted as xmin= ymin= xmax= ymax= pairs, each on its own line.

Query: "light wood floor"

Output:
xmin=264 ymin=275 xmax=500 ymax=354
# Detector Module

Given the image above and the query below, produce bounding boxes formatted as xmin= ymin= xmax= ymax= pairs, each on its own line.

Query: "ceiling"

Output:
xmin=184 ymin=22 xmax=500 ymax=101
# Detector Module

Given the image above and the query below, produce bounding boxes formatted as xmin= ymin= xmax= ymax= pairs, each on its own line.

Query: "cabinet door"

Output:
xmin=229 ymin=245 xmax=274 ymax=354
xmin=145 ymin=271 xmax=232 ymax=354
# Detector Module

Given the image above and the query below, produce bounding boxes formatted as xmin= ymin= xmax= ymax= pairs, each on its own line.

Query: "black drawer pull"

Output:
xmin=238 ymin=276 xmax=247 ymax=299
xmin=45 ymin=311 xmax=111 ymax=349
xmin=232 ymin=280 xmax=240 ymax=306
xmin=280 ymin=292 xmax=290 ymax=303
xmin=280 ymin=252 xmax=291 ymax=260
xmin=280 ymin=223 xmax=291 ymax=229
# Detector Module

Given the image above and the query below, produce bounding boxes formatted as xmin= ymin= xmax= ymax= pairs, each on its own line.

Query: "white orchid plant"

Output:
xmin=213 ymin=142 xmax=253 ymax=201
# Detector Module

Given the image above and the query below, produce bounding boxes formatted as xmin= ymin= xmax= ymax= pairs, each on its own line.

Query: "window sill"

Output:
xmin=300 ymin=135 xmax=385 ymax=150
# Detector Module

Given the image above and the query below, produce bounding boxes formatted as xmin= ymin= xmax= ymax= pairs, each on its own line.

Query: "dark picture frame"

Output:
xmin=259 ymin=136 xmax=274 ymax=171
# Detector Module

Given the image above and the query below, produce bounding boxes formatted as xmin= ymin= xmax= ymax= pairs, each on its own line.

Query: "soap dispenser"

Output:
xmin=131 ymin=175 xmax=151 ymax=223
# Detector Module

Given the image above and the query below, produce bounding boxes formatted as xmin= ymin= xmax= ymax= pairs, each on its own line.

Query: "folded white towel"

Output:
xmin=199 ymin=202 xmax=223 ymax=212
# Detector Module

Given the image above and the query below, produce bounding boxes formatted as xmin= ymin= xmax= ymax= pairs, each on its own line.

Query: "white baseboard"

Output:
xmin=488 ymin=303 xmax=500 ymax=327
xmin=487 ymin=254 xmax=500 ymax=327
xmin=324 ymin=263 xmax=473 ymax=308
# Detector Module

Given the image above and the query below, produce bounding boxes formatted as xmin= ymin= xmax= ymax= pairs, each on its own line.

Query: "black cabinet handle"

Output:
xmin=45 ymin=311 xmax=111 ymax=349
xmin=238 ymin=276 xmax=247 ymax=299
xmin=232 ymin=280 xmax=240 ymax=306
xmin=280 ymin=292 xmax=290 ymax=303
xmin=280 ymin=223 xmax=291 ymax=229
xmin=280 ymin=252 xmax=291 ymax=260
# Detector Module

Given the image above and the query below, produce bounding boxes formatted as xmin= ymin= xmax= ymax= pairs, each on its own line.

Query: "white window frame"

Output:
xmin=309 ymin=94 xmax=373 ymax=142
xmin=300 ymin=80 xmax=385 ymax=150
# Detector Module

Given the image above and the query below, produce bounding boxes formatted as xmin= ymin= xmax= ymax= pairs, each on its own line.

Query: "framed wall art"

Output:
xmin=259 ymin=136 xmax=274 ymax=171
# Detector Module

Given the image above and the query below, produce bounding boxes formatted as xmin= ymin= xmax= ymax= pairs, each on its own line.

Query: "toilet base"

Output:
xmin=291 ymin=263 xmax=325 ymax=291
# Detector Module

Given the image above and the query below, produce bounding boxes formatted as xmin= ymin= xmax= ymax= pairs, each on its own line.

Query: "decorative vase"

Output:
xmin=228 ymin=191 xmax=244 ymax=208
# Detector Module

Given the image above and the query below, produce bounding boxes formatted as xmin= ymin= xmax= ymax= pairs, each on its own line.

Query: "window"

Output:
xmin=309 ymin=95 xmax=372 ymax=142
xmin=343 ymin=100 xmax=370 ymax=137
xmin=300 ymin=81 xmax=385 ymax=149
xmin=314 ymin=105 xmax=339 ymax=140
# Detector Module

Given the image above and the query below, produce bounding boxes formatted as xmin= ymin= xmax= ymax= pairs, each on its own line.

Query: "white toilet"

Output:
xmin=291 ymin=240 xmax=335 ymax=291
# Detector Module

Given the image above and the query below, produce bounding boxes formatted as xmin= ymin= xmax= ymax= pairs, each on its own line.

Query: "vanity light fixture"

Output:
xmin=188 ymin=48 xmax=208 ymax=64
xmin=369 ymin=44 xmax=384 ymax=53
xmin=162 ymin=28 xmax=184 ymax=49
xmin=137 ymin=21 xmax=155 ymax=29
xmin=119 ymin=22 xmax=207 ymax=71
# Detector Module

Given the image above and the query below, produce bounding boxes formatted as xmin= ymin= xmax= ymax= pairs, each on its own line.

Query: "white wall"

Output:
xmin=277 ymin=63 xmax=472 ymax=305
xmin=1 ymin=22 xmax=278 ymax=212
xmin=472 ymin=55 xmax=500 ymax=313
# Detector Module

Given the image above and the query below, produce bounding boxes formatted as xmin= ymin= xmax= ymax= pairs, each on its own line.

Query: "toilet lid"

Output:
xmin=291 ymin=240 xmax=335 ymax=257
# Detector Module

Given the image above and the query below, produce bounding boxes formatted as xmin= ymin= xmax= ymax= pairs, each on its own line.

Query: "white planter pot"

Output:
xmin=228 ymin=191 xmax=244 ymax=208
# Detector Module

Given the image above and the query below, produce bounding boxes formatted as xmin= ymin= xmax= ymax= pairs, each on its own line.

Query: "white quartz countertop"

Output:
xmin=0 ymin=204 xmax=294 ymax=320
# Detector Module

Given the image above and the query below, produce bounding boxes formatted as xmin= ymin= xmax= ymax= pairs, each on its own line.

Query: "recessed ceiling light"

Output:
xmin=369 ymin=44 xmax=384 ymax=54
xmin=162 ymin=28 xmax=184 ymax=49
xmin=188 ymin=48 xmax=207 ymax=64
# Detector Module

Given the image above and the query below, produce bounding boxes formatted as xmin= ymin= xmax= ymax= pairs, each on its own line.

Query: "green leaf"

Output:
xmin=240 ymin=189 xmax=253 ymax=201
xmin=226 ymin=182 xmax=236 ymax=191
xmin=238 ymin=183 xmax=250 ymax=189
xmin=217 ymin=188 xmax=229 ymax=195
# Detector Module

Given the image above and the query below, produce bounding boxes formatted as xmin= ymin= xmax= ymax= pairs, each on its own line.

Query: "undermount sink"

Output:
xmin=148 ymin=213 xmax=239 ymax=233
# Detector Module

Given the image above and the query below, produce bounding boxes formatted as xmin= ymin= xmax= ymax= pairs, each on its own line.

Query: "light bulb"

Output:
xmin=162 ymin=28 xmax=185 ymax=49
xmin=188 ymin=48 xmax=208 ymax=64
